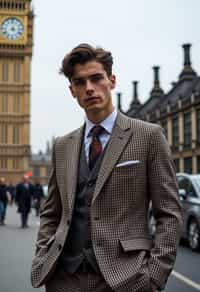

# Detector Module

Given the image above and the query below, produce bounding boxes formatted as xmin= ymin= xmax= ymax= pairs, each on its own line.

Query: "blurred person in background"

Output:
xmin=7 ymin=181 xmax=16 ymax=205
xmin=15 ymin=174 xmax=34 ymax=228
xmin=0 ymin=177 xmax=11 ymax=225
xmin=32 ymin=180 xmax=45 ymax=217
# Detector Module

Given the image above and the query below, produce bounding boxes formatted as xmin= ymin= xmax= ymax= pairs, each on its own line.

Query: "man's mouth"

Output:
xmin=85 ymin=96 xmax=100 ymax=103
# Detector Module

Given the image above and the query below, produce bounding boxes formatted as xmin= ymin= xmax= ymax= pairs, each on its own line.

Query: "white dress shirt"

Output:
xmin=84 ymin=109 xmax=117 ymax=162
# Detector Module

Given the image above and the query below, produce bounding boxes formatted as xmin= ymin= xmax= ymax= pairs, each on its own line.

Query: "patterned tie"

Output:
xmin=89 ymin=125 xmax=105 ymax=170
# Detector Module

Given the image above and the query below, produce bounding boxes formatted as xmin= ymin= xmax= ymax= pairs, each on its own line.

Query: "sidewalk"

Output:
xmin=0 ymin=206 xmax=44 ymax=292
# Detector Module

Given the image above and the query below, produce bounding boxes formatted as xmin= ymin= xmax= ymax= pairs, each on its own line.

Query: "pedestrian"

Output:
xmin=31 ymin=43 xmax=183 ymax=292
xmin=0 ymin=177 xmax=10 ymax=225
xmin=15 ymin=174 xmax=34 ymax=228
xmin=32 ymin=180 xmax=45 ymax=217
xmin=7 ymin=181 xmax=16 ymax=205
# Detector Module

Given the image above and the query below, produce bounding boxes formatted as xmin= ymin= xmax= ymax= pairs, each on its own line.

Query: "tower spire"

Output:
xmin=150 ymin=66 xmax=164 ymax=98
xmin=179 ymin=43 xmax=196 ymax=81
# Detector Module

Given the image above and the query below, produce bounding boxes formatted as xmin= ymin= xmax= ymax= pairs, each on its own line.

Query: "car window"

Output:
xmin=177 ymin=176 xmax=196 ymax=197
xmin=191 ymin=177 xmax=200 ymax=197
xmin=177 ymin=177 xmax=189 ymax=190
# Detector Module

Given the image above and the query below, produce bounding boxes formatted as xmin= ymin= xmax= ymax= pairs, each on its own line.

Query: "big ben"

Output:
xmin=0 ymin=0 xmax=34 ymax=182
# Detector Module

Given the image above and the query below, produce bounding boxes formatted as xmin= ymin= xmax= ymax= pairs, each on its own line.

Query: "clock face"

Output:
xmin=1 ymin=17 xmax=24 ymax=40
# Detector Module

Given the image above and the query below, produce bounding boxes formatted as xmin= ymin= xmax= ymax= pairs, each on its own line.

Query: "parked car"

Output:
xmin=176 ymin=173 xmax=200 ymax=251
xmin=148 ymin=173 xmax=200 ymax=252
xmin=42 ymin=185 xmax=48 ymax=198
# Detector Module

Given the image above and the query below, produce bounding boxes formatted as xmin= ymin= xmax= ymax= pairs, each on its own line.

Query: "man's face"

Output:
xmin=69 ymin=61 xmax=116 ymax=119
xmin=23 ymin=175 xmax=29 ymax=183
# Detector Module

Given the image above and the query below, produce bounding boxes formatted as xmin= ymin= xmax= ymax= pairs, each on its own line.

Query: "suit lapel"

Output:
xmin=92 ymin=113 xmax=132 ymax=203
xmin=64 ymin=126 xmax=84 ymax=211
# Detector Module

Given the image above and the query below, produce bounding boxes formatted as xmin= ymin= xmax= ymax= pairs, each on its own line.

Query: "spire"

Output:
xmin=116 ymin=92 xmax=122 ymax=112
xmin=130 ymin=81 xmax=141 ymax=108
xmin=179 ymin=43 xmax=196 ymax=81
xmin=46 ymin=141 xmax=51 ymax=155
xmin=150 ymin=66 xmax=164 ymax=98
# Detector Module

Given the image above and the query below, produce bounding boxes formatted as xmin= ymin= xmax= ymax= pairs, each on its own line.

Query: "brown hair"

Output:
xmin=60 ymin=43 xmax=113 ymax=80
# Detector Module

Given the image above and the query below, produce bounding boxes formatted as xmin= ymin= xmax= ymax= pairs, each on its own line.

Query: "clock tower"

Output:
xmin=0 ymin=0 xmax=34 ymax=182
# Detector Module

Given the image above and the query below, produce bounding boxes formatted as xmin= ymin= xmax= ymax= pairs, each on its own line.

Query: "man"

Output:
xmin=31 ymin=44 xmax=183 ymax=292
xmin=33 ymin=180 xmax=45 ymax=216
xmin=15 ymin=174 xmax=34 ymax=228
xmin=7 ymin=181 xmax=16 ymax=205
xmin=0 ymin=177 xmax=10 ymax=225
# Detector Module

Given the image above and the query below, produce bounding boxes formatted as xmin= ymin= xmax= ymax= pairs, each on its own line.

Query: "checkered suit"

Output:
xmin=31 ymin=112 xmax=183 ymax=291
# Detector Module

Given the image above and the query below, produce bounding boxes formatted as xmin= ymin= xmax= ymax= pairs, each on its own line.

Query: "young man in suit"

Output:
xmin=31 ymin=44 xmax=183 ymax=292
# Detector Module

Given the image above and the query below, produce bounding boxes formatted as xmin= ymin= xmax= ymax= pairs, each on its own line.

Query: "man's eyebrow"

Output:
xmin=72 ymin=73 xmax=103 ymax=81
xmin=71 ymin=76 xmax=83 ymax=81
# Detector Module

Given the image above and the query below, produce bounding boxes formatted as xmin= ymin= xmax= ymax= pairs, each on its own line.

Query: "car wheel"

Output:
xmin=188 ymin=219 xmax=200 ymax=251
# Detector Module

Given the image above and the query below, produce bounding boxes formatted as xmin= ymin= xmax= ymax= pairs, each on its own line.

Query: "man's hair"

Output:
xmin=60 ymin=43 xmax=113 ymax=80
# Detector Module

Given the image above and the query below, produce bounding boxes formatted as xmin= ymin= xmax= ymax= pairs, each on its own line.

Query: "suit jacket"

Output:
xmin=31 ymin=112 xmax=183 ymax=291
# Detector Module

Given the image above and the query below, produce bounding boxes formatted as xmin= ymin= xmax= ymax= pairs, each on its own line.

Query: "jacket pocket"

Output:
xmin=120 ymin=236 xmax=152 ymax=252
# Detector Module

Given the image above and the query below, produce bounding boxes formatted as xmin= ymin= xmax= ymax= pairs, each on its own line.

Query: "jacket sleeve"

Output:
xmin=147 ymin=126 xmax=183 ymax=290
xmin=34 ymin=140 xmax=62 ymax=254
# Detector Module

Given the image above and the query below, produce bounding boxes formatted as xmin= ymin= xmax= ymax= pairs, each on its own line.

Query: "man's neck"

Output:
xmin=86 ymin=107 xmax=114 ymax=124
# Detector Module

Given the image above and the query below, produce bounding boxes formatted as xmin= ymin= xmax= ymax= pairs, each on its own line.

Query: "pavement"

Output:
xmin=0 ymin=206 xmax=200 ymax=292
xmin=0 ymin=205 xmax=44 ymax=292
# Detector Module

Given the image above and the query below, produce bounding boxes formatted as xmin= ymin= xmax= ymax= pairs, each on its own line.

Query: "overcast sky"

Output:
xmin=31 ymin=0 xmax=200 ymax=153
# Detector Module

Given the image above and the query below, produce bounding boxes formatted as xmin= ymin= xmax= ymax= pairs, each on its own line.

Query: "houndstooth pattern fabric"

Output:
xmin=31 ymin=112 xmax=183 ymax=292
xmin=45 ymin=269 xmax=114 ymax=292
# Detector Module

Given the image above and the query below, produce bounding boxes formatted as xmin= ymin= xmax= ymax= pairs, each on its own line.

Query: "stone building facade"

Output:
xmin=122 ymin=44 xmax=200 ymax=174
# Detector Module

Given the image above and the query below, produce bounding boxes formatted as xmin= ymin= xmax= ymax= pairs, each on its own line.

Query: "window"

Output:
xmin=161 ymin=119 xmax=168 ymax=138
xmin=13 ymin=62 xmax=20 ymax=82
xmin=183 ymin=111 xmax=191 ymax=149
xmin=184 ymin=157 xmax=192 ymax=174
xmin=0 ymin=158 xmax=7 ymax=169
xmin=2 ymin=62 xmax=8 ymax=82
xmin=13 ymin=95 xmax=20 ymax=113
xmin=196 ymin=109 xmax=200 ymax=144
xmin=13 ymin=126 xmax=19 ymax=144
xmin=174 ymin=158 xmax=180 ymax=173
xmin=2 ymin=95 xmax=8 ymax=112
xmin=0 ymin=124 xmax=8 ymax=143
xmin=177 ymin=176 xmax=196 ymax=197
xmin=13 ymin=158 xmax=19 ymax=170
xmin=34 ymin=167 xmax=40 ymax=177
xmin=46 ymin=166 xmax=51 ymax=177
xmin=197 ymin=156 xmax=200 ymax=173
xmin=172 ymin=116 xmax=179 ymax=150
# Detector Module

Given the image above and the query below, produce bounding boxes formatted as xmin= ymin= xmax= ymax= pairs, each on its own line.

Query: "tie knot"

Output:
xmin=90 ymin=125 xmax=105 ymax=137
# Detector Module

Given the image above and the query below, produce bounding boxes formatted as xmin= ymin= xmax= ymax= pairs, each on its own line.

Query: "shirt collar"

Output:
xmin=85 ymin=108 xmax=117 ymax=138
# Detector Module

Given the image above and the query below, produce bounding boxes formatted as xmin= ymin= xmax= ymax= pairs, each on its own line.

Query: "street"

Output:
xmin=0 ymin=206 xmax=199 ymax=292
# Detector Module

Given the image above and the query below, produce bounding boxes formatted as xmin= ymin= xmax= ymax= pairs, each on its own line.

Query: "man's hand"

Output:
xmin=150 ymin=282 xmax=158 ymax=292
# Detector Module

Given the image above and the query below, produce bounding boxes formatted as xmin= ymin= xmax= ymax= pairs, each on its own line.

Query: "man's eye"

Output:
xmin=90 ymin=75 xmax=102 ymax=82
xmin=73 ymin=79 xmax=85 ymax=86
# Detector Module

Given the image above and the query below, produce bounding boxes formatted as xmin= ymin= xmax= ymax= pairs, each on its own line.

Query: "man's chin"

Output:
xmin=86 ymin=105 xmax=101 ymax=112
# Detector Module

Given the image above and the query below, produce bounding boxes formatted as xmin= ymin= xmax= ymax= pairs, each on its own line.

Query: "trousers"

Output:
xmin=45 ymin=268 xmax=113 ymax=292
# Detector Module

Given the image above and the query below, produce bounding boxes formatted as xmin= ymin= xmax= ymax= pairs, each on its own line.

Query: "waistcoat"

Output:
xmin=58 ymin=139 xmax=106 ymax=273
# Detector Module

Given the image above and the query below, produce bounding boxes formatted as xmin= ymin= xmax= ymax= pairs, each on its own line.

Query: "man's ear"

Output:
xmin=110 ymin=75 xmax=116 ymax=90
xmin=69 ymin=85 xmax=76 ymax=98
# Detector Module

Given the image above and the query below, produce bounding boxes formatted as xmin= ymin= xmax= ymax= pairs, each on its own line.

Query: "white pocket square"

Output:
xmin=116 ymin=160 xmax=140 ymax=167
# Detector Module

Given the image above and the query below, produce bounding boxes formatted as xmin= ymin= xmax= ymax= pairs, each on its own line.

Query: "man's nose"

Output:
xmin=85 ymin=79 xmax=94 ymax=93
